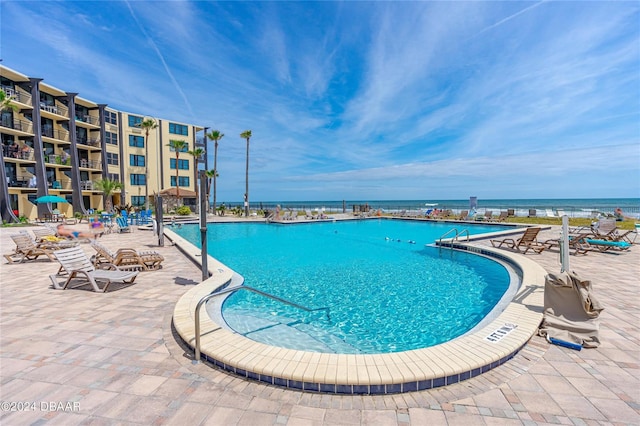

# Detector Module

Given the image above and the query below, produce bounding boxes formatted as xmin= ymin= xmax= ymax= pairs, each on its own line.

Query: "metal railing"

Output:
xmin=1 ymin=86 xmax=32 ymax=105
xmin=42 ymin=127 xmax=70 ymax=142
xmin=193 ymin=285 xmax=330 ymax=362
xmin=438 ymin=228 xmax=470 ymax=247
xmin=75 ymin=114 xmax=100 ymax=126
xmin=77 ymin=136 xmax=101 ymax=147
xmin=0 ymin=117 xmax=34 ymax=134
xmin=79 ymin=159 xmax=101 ymax=169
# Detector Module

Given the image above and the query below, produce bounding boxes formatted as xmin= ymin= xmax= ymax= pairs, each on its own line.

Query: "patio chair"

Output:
xmin=528 ymin=209 xmax=537 ymax=218
xmin=490 ymin=227 xmax=546 ymax=254
xmin=592 ymin=218 xmax=635 ymax=244
xmin=457 ymin=210 xmax=468 ymax=220
xmin=116 ymin=216 xmax=131 ymax=233
xmin=584 ymin=238 xmax=631 ymax=252
xmin=50 ymin=246 xmax=138 ymax=292
xmin=543 ymin=232 xmax=593 ymax=256
xmin=495 ymin=211 xmax=507 ymax=222
xmin=32 ymin=226 xmax=58 ymax=242
xmin=4 ymin=233 xmax=58 ymax=263
xmin=90 ymin=241 xmax=164 ymax=271
xmin=476 ymin=210 xmax=493 ymax=221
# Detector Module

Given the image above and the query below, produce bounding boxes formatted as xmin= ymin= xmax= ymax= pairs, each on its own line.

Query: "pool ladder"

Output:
xmin=193 ymin=285 xmax=331 ymax=363
xmin=438 ymin=228 xmax=470 ymax=249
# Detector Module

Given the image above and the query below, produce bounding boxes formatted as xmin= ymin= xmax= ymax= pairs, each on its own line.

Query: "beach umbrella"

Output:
xmin=34 ymin=195 xmax=68 ymax=204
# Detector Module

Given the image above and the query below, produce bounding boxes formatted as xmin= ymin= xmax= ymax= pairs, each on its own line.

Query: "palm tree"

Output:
xmin=187 ymin=147 xmax=205 ymax=213
xmin=168 ymin=139 xmax=189 ymax=204
xmin=0 ymin=89 xmax=18 ymax=112
xmin=137 ymin=118 xmax=158 ymax=211
xmin=94 ymin=178 xmax=123 ymax=213
xmin=240 ymin=130 xmax=252 ymax=217
xmin=206 ymin=130 xmax=224 ymax=213
xmin=205 ymin=169 xmax=218 ymax=214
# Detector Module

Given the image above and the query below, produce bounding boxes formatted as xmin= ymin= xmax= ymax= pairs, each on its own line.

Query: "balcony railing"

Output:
xmin=81 ymin=180 xmax=98 ymax=190
xmin=79 ymin=159 xmax=101 ymax=169
xmin=40 ymin=102 xmax=69 ymax=117
xmin=75 ymin=114 xmax=100 ymax=126
xmin=45 ymin=154 xmax=71 ymax=166
xmin=8 ymin=174 xmax=36 ymax=188
xmin=1 ymin=86 xmax=32 ymax=105
xmin=42 ymin=127 xmax=70 ymax=142
xmin=76 ymin=136 xmax=101 ymax=147
xmin=49 ymin=178 xmax=72 ymax=190
xmin=0 ymin=117 xmax=34 ymax=134
xmin=2 ymin=144 xmax=33 ymax=160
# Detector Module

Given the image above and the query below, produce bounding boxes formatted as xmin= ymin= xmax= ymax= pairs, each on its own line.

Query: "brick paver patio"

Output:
xmin=0 ymin=221 xmax=638 ymax=425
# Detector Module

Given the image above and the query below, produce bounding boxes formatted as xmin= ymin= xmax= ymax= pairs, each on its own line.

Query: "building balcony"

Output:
xmin=81 ymin=180 xmax=101 ymax=191
xmin=7 ymin=174 xmax=36 ymax=188
xmin=79 ymin=159 xmax=101 ymax=169
xmin=2 ymin=145 xmax=33 ymax=161
xmin=40 ymin=102 xmax=69 ymax=118
xmin=1 ymin=86 xmax=33 ymax=107
xmin=42 ymin=127 xmax=70 ymax=142
xmin=0 ymin=117 xmax=34 ymax=135
xmin=45 ymin=154 xmax=71 ymax=166
xmin=76 ymin=136 xmax=101 ymax=148
xmin=75 ymin=114 xmax=100 ymax=127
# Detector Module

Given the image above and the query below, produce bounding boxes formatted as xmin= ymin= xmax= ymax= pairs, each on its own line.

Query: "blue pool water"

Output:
xmin=173 ymin=219 xmax=514 ymax=354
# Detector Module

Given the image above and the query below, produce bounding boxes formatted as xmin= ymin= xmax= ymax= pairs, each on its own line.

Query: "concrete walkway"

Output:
xmin=0 ymin=222 xmax=638 ymax=425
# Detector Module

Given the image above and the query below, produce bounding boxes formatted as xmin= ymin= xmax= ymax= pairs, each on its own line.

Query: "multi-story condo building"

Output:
xmin=1 ymin=65 xmax=203 ymax=223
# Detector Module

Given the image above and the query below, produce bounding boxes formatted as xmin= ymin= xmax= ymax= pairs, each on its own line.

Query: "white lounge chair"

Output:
xmin=50 ymin=246 xmax=138 ymax=292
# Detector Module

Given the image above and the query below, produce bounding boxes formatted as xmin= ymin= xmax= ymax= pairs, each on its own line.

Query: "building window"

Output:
xmin=170 ymin=176 xmax=190 ymax=187
xmin=129 ymin=154 xmax=145 ymax=167
xmin=107 ymin=173 xmax=119 ymax=181
xmin=130 ymin=174 xmax=146 ymax=185
xmin=105 ymin=131 xmax=118 ymax=145
xmin=105 ymin=111 xmax=117 ymax=125
xmin=170 ymin=159 xmax=189 ymax=170
xmin=128 ymin=115 xmax=143 ymax=127
xmin=129 ymin=135 xmax=144 ymax=148
xmin=169 ymin=123 xmax=188 ymax=135
xmin=106 ymin=152 xmax=119 ymax=165
xmin=131 ymin=196 xmax=145 ymax=207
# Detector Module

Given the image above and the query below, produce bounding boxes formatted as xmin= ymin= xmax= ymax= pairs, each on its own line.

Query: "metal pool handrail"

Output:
xmin=438 ymin=228 xmax=470 ymax=246
xmin=193 ymin=285 xmax=331 ymax=363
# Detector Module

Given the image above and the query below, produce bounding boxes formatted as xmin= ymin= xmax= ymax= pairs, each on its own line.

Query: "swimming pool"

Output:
xmin=172 ymin=219 xmax=517 ymax=354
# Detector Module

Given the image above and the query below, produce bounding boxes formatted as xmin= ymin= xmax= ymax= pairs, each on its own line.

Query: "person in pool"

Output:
xmin=57 ymin=223 xmax=99 ymax=240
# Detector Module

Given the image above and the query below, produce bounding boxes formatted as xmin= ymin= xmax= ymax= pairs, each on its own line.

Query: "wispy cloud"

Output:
xmin=124 ymin=1 xmax=194 ymax=118
xmin=2 ymin=1 xmax=638 ymax=201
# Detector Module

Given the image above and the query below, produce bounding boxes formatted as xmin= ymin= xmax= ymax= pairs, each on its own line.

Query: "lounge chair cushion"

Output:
xmin=585 ymin=239 xmax=630 ymax=248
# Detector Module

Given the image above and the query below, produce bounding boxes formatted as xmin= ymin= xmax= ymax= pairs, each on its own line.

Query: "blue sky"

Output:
xmin=2 ymin=1 xmax=639 ymax=202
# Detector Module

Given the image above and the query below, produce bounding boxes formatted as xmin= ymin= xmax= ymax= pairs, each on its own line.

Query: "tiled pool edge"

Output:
xmin=168 ymin=227 xmax=547 ymax=395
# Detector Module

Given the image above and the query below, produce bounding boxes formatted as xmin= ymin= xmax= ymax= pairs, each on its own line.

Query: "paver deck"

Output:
xmin=0 ymin=220 xmax=638 ymax=425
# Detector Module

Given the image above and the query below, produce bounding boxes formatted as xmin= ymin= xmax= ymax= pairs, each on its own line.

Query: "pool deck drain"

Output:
xmin=169 ymin=226 xmax=547 ymax=394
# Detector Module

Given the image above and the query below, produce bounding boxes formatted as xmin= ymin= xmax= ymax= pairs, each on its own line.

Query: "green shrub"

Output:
xmin=176 ymin=205 xmax=192 ymax=215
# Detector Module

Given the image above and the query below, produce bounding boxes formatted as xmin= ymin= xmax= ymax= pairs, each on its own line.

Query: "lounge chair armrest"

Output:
xmin=95 ymin=262 xmax=121 ymax=271
xmin=115 ymin=248 xmax=138 ymax=255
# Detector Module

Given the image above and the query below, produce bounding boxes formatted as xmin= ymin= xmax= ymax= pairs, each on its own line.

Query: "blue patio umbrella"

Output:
xmin=34 ymin=195 xmax=68 ymax=204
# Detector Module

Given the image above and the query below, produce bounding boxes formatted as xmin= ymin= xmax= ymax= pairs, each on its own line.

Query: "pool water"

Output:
xmin=174 ymin=219 xmax=513 ymax=354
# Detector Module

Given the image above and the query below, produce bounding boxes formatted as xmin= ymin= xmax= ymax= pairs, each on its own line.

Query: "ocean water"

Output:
xmin=220 ymin=198 xmax=640 ymax=219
